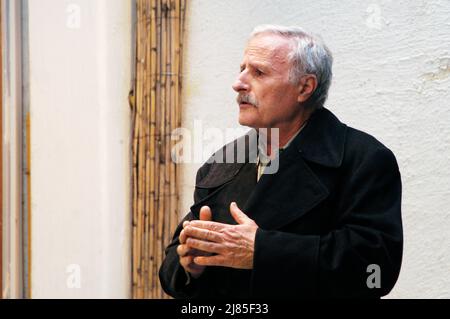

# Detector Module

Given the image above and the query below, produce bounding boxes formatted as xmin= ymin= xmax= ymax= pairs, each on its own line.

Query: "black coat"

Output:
xmin=159 ymin=107 xmax=403 ymax=299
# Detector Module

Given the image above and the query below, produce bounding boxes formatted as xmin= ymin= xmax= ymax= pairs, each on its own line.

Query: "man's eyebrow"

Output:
xmin=240 ymin=61 xmax=271 ymax=71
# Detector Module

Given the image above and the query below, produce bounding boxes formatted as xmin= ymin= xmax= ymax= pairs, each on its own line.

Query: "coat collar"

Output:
xmin=241 ymin=107 xmax=348 ymax=228
xmin=196 ymin=107 xmax=347 ymax=188
xmin=291 ymin=107 xmax=347 ymax=168
xmin=238 ymin=106 xmax=348 ymax=168
xmin=195 ymin=129 xmax=257 ymax=188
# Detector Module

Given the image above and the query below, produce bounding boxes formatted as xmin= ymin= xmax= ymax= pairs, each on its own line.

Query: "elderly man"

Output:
xmin=159 ymin=25 xmax=403 ymax=298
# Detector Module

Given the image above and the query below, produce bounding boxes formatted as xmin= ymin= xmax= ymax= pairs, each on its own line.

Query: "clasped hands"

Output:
xmin=177 ymin=202 xmax=258 ymax=279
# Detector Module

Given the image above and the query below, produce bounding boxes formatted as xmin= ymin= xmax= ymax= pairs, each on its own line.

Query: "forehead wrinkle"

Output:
xmin=244 ymin=39 xmax=291 ymax=71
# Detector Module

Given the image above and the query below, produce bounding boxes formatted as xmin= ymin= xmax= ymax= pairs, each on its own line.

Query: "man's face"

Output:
xmin=232 ymin=34 xmax=301 ymax=129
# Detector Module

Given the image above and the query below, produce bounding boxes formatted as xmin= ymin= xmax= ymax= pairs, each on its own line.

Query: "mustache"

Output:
xmin=237 ymin=94 xmax=258 ymax=107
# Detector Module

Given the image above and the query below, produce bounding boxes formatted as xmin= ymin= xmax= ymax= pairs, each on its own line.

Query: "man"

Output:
xmin=159 ymin=25 xmax=403 ymax=298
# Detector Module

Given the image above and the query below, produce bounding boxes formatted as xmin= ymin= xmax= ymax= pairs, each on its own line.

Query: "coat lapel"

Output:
xmin=243 ymin=145 xmax=329 ymax=230
xmin=189 ymin=129 xmax=259 ymax=219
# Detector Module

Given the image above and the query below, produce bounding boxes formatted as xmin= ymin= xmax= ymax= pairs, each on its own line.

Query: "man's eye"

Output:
xmin=255 ymin=69 xmax=264 ymax=76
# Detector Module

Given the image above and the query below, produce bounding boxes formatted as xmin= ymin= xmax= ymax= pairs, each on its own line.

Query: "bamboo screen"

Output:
xmin=132 ymin=0 xmax=187 ymax=299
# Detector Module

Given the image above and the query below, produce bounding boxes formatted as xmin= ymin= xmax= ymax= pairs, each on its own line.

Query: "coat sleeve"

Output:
xmin=159 ymin=162 xmax=216 ymax=298
xmin=250 ymin=147 xmax=403 ymax=298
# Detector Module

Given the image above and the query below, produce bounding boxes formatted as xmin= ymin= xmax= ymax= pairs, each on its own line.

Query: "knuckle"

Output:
xmin=186 ymin=238 xmax=195 ymax=246
xmin=224 ymin=243 xmax=235 ymax=254
xmin=223 ymin=229 xmax=234 ymax=240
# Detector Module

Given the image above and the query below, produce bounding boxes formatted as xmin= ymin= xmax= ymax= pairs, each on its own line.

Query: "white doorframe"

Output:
xmin=2 ymin=0 xmax=24 ymax=299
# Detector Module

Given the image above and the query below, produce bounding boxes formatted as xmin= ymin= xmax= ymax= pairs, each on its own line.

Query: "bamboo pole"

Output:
xmin=166 ymin=0 xmax=173 ymax=256
xmin=132 ymin=1 xmax=140 ymax=297
xmin=165 ymin=1 xmax=175 ymax=279
xmin=148 ymin=0 xmax=155 ymax=298
xmin=160 ymin=0 xmax=168 ymax=298
xmin=142 ymin=0 xmax=149 ymax=298
xmin=153 ymin=0 xmax=162 ymax=298
xmin=170 ymin=0 xmax=180 ymax=235
xmin=133 ymin=0 xmax=142 ymax=298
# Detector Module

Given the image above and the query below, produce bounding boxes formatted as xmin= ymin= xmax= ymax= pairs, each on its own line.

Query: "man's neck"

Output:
xmin=258 ymin=112 xmax=312 ymax=157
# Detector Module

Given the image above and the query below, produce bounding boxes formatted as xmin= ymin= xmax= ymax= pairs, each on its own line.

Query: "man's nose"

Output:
xmin=232 ymin=73 xmax=249 ymax=92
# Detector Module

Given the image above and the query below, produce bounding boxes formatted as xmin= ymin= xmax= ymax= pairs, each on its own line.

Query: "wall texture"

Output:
xmin=28 ymin=0 xmax=132 ymax=298
xmin=180 ymin=0 xmax=450 ymax=298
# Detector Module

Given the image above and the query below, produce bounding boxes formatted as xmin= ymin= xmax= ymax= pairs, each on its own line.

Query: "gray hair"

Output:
xmin=250 ymin=25 xmax=333 ymax=108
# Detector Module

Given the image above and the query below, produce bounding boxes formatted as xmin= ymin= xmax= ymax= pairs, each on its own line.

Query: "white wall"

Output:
xmin=28 ymin=0 xmax=132 ymax=298
xmin=181 ymin=0 xmax=450 ymax=298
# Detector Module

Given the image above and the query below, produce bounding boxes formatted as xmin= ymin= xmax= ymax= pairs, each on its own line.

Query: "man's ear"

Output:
xmin=297 ymin=74 xmax=318 ymax=103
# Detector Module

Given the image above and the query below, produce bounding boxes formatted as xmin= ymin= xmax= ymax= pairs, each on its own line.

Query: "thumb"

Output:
xmin=230 ymin=202 xmax=251 ymax=225
xmin=199 ymin=206 xmax=212 ymax=221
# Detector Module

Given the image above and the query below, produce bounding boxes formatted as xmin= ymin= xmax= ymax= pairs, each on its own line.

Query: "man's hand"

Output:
xmin=177 ymin=206 xmax=212 ymax=279
xmin=183 ymin=202 xmax=258 ymax=270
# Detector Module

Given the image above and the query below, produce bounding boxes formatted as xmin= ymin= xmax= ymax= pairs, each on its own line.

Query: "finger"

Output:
xmin=199 ymin=206 xmax=212 ymax=221
xmin=177 ymin=244 xmax=211 ymax=258
xmin=194 ymin=255 xmax=227 ymax=267
xmin=180 ymin=255 xmax=202 ymax=272
xmin=177 ymin=244 xmax=191 ymax=257
xmin=186 ymin=237 xmax=223 ymax=254
xmin=193 ymin=250 xmax=213 ymax=257
xmin=179 ymin=229 xmax=187 ymax=244
xmin=179 ymin=254 xmax=193 ymax=268
xmin=188 ymin=220 xmax=226 ymax=232
xmin=184 ymin=226 xmax=222 ymax=243
xmin=183 ymin=221 xmax=190 ymax=228
xmin=187 ymin=262 xmax=205 ymax=273
xmin=230 ymin=202 xmax=251 ymax=225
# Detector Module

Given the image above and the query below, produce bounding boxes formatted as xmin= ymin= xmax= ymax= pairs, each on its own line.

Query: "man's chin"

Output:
xmin=238 ymin=110 xmax=260 ymax=127
xmin=238 ymin=116 xmax=256 ymax=128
